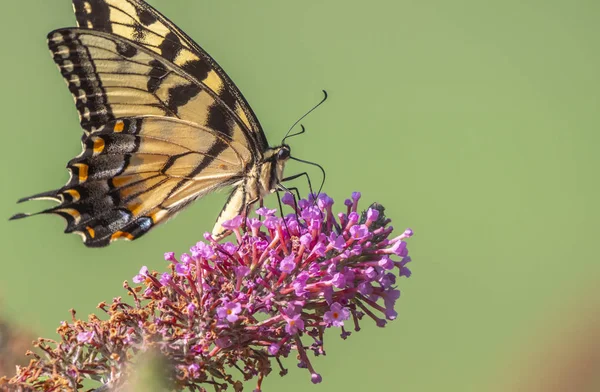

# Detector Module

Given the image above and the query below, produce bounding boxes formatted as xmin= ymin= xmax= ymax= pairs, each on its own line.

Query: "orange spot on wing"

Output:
xmin=93 ymin=137 xmax=105 ymax=154
xmin=114 ymin=120 xmax=125 ymax=132
xmin=86 ymin=226 xmax=96 ymax=238
xmin=111 ymin=231 xmax=135 ymax=241
xmin=55 ymin=208 xmax=81 ymax=224
xmin=73 ymin=163 xmax=89 ymax=183
xmin=64 ymin=189 xmax=81 ymax=201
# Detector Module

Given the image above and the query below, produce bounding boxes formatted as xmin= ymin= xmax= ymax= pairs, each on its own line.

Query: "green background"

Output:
xmin=1 ymin=0 xmax=599 ymax=391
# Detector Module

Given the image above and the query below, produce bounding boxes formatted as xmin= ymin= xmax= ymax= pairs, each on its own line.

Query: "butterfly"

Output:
xmin=11 ymin=0 xmax=309 ymax=247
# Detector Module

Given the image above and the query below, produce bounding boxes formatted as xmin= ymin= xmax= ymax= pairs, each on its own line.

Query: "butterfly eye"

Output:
xmin=277 ymin=147 xmax=290 ymax=160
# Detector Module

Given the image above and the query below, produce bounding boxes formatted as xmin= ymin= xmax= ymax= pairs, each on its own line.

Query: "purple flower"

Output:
xmin=159 ymin=273 xmax=172 ymax=285
xmin=256 ymin=207 xmax=276 ymax=217
xmin=192 ymin=241 xmax=214 ymax=259
xmin=279 ymin=255 xmax=296 ymax=274
xmin=234 ymin=266 xmax=251 ymax=278
xmin=378 ymin=256 xmax=394 ymax=270
xmin=317 ymin=193 xmax=334 ymax=209
xmin=180 ymin=253 xmax=192 ymax=264
xmin=284 ymin=313 xmax=305 ymax=334
xmin=222 ymin=215 xmax=243 ymax=230
xmin=312 ymin=242 xmax=326 ymax=256
xmin=132 ymin=266 xmax=148 ymax=283
xmin=17 ymin=191 xmax=414 ymax=391
xmin=263 ymin=216 xmax=280 ymax=230
xmin=268 ymin=343 xmax=280 ymax=355
xmin=382 ymin=289 xmax=401 ymax=320
xmin=300 ymin=233 xmax=312 ymax=247
xmin=349 ymin=224 xmax=369 ymax=240
xmin=217 ymin=301 xmax=243 ymax=323
xmin=293 ymin=272 xmax=310 ymax=295
xmin=247 ymin=218 xmax=262 ymax=231
xmin=311 ymin=373 xmax=323 ymax=384
xmin=282 ymin=192 xmax=295 ymax=207
xmin=301 ymin=206 xmax=321 ymax=222
xmin=331 ymin=273 xmax=346 ymax=289
xmin=389 ymin=241 xmax=408 ymax=257
xmin=298 ymin=198 xmax=310 ymax=210
xmin=379 ymin=273 xmax=396 ymax=288
xmin=222 ymin=242 xmax=237 ymax=255
xmin=365 ymin=266 xmax=377 ymax=279
xmin=329 ymin=233 xmax=346 ymax=251
xmin=175 ymin=261 xmax=190 ymax=276
xmin=76 ymin=331 xmax=94 ymax=343
xmin=400 ymin=265 xmax=412 ymax=278
xmin=366 ymin=208 xmax=380 ymax=222
xmin=188 ymin=363 xmax=200 ymax=378
xmin=323 ymin=303 xmax=350 ymax=327
xmin=347 ymin=212 xmax=359 ymax=224
xmin=358 ymin=282 xmax=373 ymax=295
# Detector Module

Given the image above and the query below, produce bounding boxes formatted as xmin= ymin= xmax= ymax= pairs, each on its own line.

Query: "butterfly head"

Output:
xmin=276 ymin=144 xmax=291 ymax=161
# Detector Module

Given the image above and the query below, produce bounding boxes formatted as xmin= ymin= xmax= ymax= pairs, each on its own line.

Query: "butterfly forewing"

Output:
xmin=71 ymin=0 xmax=268 ymax=150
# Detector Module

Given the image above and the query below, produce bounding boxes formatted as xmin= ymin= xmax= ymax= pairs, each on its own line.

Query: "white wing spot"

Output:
xmin=62 ymin=60 xmax=74 ymax=73
xmin=87 ymin=21 xmax=94 ymax=28
xmin=83 ymin=107 xmax=91 ymax=121
xmin=56 ymin=45 xmax=70 ymax=59
xmin=84 ymin=2 xmax=93 ymax=14
xmin=78 ymin=89 xmax=88 ymax=104
xmin=70 ymin=74 xmax=81 ymax=87
xmin=49 ymin=33 xmax=64 ymax=43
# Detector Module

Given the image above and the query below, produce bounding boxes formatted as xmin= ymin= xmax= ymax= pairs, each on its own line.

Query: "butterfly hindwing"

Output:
xmin=12 ymin=117 xmax=247 ymax=246
xmin=71 ymin=0 xmax=268 ymax=151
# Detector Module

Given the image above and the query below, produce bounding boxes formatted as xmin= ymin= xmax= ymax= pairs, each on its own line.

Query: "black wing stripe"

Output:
xmin=51 ymin=29 xmax=259 ymax=161
xmin=71 ymin=0 xmax=268 ymax=151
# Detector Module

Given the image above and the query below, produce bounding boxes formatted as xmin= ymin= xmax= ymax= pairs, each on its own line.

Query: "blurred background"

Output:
xmin=1 ymin=0 xmax=599 ymax=390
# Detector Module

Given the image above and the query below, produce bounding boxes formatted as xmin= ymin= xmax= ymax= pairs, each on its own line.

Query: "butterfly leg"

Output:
xmin=242 ymin=196 xmax=261 ymax=232
xmin=277 ymin=183 xmax=310 ymax=235
xmin=282 ymin=172 xmax=315 ymax=199
xmin=285 ymin=186 xmax=302 ymax=205
xmin=258 ymin=198 xmax=265 ymax=221
xmin=281 ymin=173 xmax=325 ymax=222
xmin=275 ymin=188 xmax=294 ymax=237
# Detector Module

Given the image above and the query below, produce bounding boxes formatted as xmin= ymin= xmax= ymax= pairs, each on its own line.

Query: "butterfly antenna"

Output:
xmin=282 ymin=90 xmax=328 ymax=144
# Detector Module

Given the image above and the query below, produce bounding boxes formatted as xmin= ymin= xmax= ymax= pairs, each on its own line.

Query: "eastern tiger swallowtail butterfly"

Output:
xmin=11 ymin=0 xmax=310 ymax=247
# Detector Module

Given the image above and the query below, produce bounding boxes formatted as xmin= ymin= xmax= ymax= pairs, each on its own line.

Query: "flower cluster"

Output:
xmin=2 ymin=192 xmax=413 ymax=391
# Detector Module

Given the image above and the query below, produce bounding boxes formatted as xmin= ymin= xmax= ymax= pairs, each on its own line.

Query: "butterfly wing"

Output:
xmin=71 ymin=0 xmax=268 ymax=152
xmin=12 ymin=28 xmax=255 ymax=246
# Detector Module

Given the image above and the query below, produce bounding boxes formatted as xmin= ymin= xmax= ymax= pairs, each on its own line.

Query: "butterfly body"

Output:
xmin=11 ymin=0 xmax=291 ymax=247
